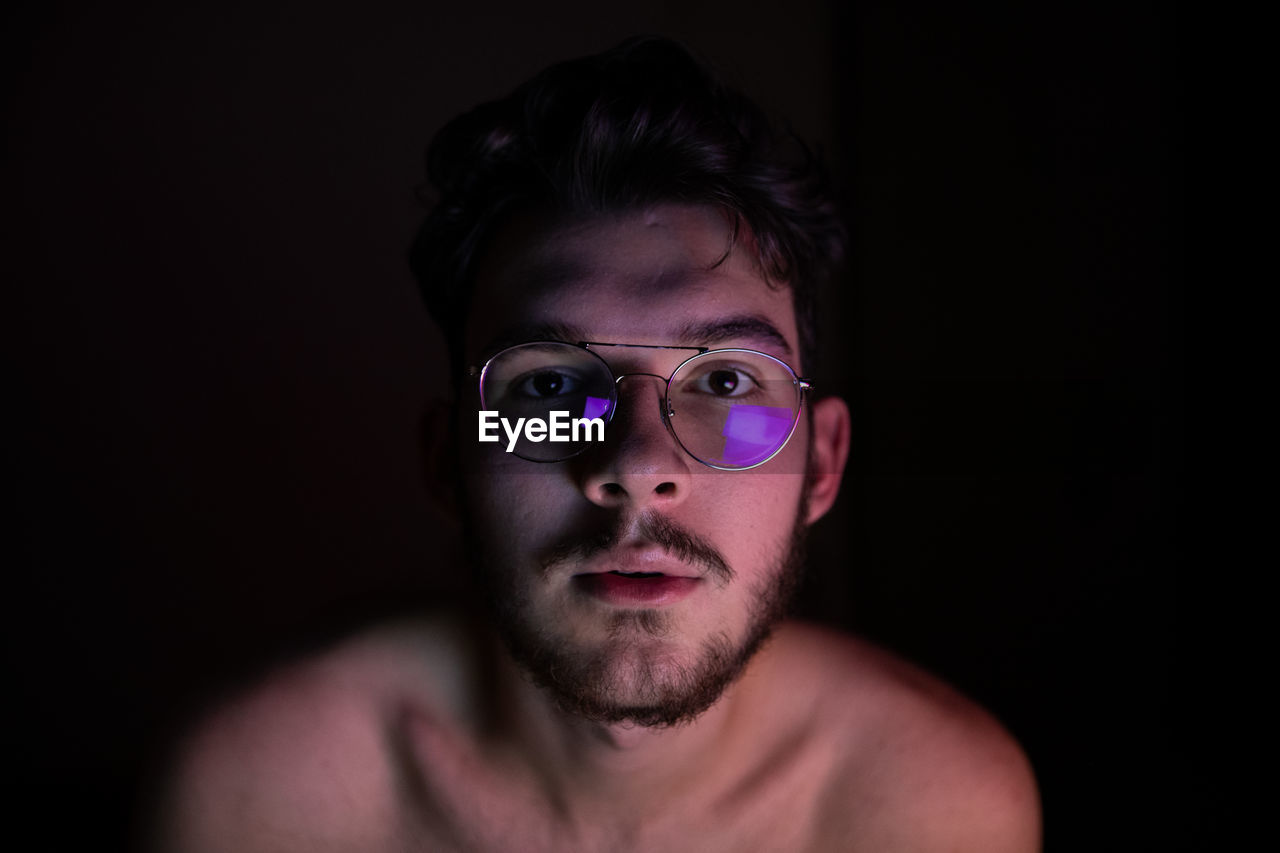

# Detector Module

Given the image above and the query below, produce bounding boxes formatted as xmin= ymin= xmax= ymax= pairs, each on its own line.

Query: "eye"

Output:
xmin=511 ymin=369 xmax=583 ymax=399
xmin=688 ymin=366 xmax=758 ymax=398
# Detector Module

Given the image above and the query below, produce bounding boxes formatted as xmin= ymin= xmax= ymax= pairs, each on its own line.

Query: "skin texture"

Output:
xmin=153 ymin=205 xmax=1041 ymax=852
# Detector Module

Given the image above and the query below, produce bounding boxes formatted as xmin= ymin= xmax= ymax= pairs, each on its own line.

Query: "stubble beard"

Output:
xmin=466 ymin=496 xmax=810 ymax=729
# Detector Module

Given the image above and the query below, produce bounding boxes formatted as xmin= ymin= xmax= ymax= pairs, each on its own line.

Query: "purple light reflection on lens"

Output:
xmin=717 ymin=405 xmax=793 ymax=466
xmin=582 ymin=395 xmax=611 ymax=422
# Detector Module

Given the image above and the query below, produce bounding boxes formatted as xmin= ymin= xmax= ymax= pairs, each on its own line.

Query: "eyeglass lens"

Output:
xmin=479 ymin=343 xmax=801 ymax=468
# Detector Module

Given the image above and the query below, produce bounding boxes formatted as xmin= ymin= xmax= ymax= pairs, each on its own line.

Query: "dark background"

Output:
xmin=6 ymin=1 xmax=1180 ymax=850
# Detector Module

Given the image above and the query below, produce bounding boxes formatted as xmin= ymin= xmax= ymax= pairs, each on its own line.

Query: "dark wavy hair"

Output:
xmin=409 ymin=36 xmax=845 ymax=378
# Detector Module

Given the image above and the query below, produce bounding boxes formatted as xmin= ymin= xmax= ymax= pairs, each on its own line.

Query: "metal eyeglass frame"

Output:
xmin=468 ymin=340 xmax=813 ymax=471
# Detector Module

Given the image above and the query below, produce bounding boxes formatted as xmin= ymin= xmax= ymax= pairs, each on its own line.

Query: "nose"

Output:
xmin=575 ymin=374 xmax=693 ymax=509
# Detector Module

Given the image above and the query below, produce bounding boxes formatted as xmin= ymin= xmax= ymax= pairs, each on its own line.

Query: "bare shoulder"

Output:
xmin=766 ymin=622 xmax=1042 ymax=852
xmin=149 ymin=613 xmax=478 ymax=853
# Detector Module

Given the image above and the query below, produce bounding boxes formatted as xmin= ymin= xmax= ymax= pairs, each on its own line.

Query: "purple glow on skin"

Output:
xmin=718 ymin=405 xmax=793 ymax=466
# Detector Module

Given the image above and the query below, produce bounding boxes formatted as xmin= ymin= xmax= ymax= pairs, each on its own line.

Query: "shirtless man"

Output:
xmin=154 ymin=38 xmax=1040 ymax=852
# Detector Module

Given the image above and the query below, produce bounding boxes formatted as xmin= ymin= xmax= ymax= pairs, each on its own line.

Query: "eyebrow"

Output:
xmin=672 ymin=315 xmax=793 ymax=355
xmin=477 ymin=314 xmax=793 ymax=363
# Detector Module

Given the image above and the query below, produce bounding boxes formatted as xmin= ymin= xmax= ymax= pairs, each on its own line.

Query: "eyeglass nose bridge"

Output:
xmin=612 ymin=372 xmax=676 ymax=419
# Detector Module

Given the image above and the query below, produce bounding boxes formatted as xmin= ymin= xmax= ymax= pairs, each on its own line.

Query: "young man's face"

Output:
xmin=453 ymin=204 xmax=846 ymax=726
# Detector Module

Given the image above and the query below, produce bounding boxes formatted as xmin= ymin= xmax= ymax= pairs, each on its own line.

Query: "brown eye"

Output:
xmin=681 ymin=364 xmax=758 ymax=399
xmin=513 ymin=370 xmax=582 ymax=399
xmin=533 ymin=372 xmax=563 ymax=395
xmin=707 ymin=370 xmax=740 ymax=395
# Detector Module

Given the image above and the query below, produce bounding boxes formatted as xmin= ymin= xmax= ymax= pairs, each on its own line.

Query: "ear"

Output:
xmin=421 ymin=399 xmax=461 ymax=523
xmin=804 ymin=395 xmax=851 ymax=525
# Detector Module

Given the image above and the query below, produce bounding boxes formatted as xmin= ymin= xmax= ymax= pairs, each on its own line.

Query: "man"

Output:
xmin=154 ymin=38 xmax=1040 ymax=851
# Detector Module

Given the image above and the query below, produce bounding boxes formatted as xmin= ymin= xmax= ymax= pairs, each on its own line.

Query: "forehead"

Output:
xmin=465 ymin=204 xmax=800 ymax=362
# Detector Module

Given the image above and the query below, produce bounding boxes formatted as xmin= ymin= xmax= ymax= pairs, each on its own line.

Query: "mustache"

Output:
xmin=536 ymin=512 xmax=733 ymax=584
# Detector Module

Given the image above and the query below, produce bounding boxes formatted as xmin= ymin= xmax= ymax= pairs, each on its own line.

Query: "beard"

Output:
xmin=464 ymin=496 xmax=809 ymax=729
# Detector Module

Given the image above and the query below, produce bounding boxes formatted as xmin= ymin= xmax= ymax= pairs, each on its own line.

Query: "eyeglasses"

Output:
xmin=469 ymin=341 xmax=811 ymax=470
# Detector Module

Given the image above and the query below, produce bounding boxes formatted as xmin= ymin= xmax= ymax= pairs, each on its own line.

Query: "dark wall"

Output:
xmin=6 ymin=2 xmax=1179 ymax=850
xmin=823 ymin=5 xmax=1181 ymax=850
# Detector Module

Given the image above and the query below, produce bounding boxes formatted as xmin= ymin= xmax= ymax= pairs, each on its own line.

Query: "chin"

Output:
xmin=507 ymin=600 xmax=769 ymax=728
xmin=564 ymin=628 xmax=746 ymax=728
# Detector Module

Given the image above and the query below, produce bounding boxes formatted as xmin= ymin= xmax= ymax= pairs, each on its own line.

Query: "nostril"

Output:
xmin=602 ymin=483 xmax=625 ymax=497
xmin=655 ymin=482 xmax=677 ymax=495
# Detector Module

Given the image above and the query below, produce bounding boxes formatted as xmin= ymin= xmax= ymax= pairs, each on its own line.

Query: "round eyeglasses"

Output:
xmin=470 ymin=341 xmax=811 ymax=470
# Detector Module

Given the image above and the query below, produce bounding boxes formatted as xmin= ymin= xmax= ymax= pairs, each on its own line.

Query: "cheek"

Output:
xmin=701 ymin=475 xmax=806 ymax=565
xmin=461 ymin=462 xmax=575 ymax=562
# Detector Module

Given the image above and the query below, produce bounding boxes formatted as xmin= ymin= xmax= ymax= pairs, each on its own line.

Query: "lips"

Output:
xmin=573 ymin=571 xmax=701 ymax=606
